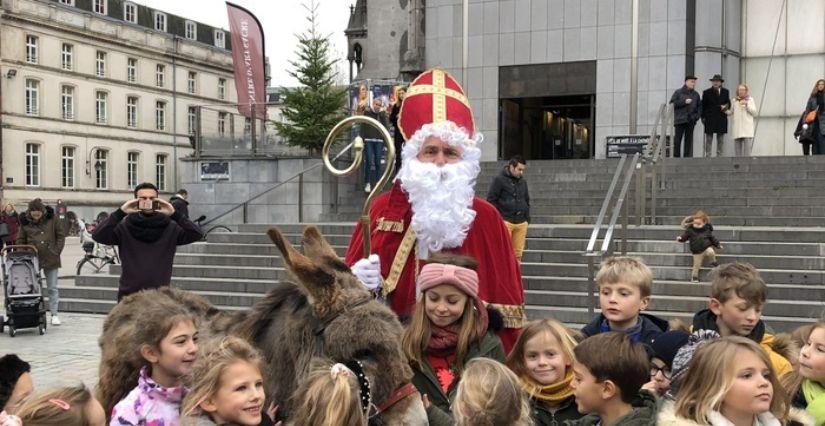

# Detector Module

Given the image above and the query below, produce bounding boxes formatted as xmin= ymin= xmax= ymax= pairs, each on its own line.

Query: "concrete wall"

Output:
xmin=424 ymin=0 xmax=697 ymax=160
xmin=179 ymin=157 xmax=331 ymax=225
xmin=740 ymin=0 xmax=825 ymax=156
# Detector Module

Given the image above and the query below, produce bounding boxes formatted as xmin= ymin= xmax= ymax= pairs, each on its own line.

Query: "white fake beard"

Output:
xmin=397 ymin=158 xmax=479 ymax=253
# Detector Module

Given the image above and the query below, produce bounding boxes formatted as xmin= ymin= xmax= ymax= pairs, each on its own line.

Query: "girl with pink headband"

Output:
xmin=400 ymin=253 xmax=505 ymax=424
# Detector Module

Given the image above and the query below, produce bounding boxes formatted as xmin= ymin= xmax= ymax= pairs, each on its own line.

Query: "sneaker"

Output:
xmin=51 ymin=316 xmax=61 ymax=326
xmin=691 ymin=277 xmax=700 ymax=283
xmin=364 ymin=183 xmax=371 ymax=193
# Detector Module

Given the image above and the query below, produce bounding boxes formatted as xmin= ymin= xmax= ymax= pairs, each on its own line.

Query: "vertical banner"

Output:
xmin=226 ymin=2 xmax=266 ymax=118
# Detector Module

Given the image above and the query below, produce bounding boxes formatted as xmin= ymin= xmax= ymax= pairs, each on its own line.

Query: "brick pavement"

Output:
xmin=1 ymin=237 xmax=104 ymax=390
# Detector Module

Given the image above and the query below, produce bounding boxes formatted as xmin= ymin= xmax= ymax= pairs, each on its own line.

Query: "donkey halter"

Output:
xmin=311 ymin=297 xmax=420 ymax=424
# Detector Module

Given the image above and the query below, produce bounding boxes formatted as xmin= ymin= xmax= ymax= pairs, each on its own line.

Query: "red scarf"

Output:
xmin=427 ymin=324 xmax=460 ymax=357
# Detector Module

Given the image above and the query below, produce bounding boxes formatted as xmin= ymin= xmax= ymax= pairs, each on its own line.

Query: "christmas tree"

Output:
xmin=275 ymin=1 xmax=347 ymax=153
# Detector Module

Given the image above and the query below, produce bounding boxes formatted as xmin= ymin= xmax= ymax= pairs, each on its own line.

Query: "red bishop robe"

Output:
xmin=344 ymin=181 xmax=525 ymax=352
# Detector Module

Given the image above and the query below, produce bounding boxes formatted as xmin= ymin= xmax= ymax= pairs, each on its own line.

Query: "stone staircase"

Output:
xmin=65 ymin=156 xmax=825 ymax=331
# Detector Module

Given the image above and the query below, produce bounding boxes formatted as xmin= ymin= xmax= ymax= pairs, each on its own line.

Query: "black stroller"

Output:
xmin=1 ymin=245 xmax=47 ymax=337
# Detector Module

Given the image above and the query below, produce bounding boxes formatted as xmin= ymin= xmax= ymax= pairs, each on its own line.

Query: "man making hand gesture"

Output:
xmin=93 ymin=183 xmax=203 ymax=301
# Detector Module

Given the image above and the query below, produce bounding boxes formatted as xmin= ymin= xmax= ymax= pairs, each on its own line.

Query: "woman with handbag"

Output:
xmin=0 ymin=202 xmax=20 ymax=250
xmin=803 ymin=79 xmax=825 ymax=155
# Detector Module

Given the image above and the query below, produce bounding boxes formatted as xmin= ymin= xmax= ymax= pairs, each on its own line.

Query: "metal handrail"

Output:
xmin=602 ymin=154 xmax=640 ymax=253
xmin=585 ymin=155 xmax=627 ymax=254
xmin=201 ymin=142 xmax=354 ymax=227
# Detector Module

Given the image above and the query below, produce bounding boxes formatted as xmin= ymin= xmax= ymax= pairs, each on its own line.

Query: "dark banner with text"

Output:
xmin=226 ymin=2 xmax=266 ymax=118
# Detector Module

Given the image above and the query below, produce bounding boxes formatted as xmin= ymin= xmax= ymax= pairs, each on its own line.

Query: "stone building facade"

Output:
xmin=0 ymin=0 xmax=238 ymax=220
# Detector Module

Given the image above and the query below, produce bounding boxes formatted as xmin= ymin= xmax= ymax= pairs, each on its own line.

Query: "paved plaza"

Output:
xmin=1 ymin=237 xmax=104 ymax=390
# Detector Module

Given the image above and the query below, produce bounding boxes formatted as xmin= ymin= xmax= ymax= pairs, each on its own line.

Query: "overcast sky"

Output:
xmin=135 ymin=0 xmax=352 ymax=87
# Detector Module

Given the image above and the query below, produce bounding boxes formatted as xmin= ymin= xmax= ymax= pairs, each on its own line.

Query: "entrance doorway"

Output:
xmin=500 ymin=94 xmax=594 ymax=160
xmin=498 ymin=61 xmax=597 ymax=161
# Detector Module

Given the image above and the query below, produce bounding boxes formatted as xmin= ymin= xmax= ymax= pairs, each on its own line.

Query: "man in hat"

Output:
xmin=344 ymin=69 xmax=525 ymax=350
xmin=701 ymin=74 xmax=731 ymax=157
xmin=670 ymin=75 xmax=702 ymax=157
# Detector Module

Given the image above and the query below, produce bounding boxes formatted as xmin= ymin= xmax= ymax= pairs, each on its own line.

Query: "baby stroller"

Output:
xmin=1 ymin=245 xmax=47 ymax=337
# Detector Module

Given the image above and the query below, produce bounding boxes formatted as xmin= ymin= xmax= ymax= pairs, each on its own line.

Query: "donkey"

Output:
xmin=97 ymin=226 xmax=427 ymax=425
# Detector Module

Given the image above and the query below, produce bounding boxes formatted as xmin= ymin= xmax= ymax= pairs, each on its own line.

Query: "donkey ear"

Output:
xmin=301 ymin=226 xmax=342 ymax=263
xmin=267 ymin=227 xmax=336 ymax=303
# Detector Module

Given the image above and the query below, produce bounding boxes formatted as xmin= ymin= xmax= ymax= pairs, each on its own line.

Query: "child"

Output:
xmin=783 ymin=319 xmax=825 ymax=425
xmin=14 ymin=384 xmax=107 ymax=426
xmin=101 ymin=296 xmax=199 ymax=425
xmin=642 ymin=330 xmax=690 ymax=398
xmin=291 ymin=359 xmax=367 ymax=426
xmin=0 ymin=354 xmax=32 ymax=414
xmin=568 ymin=332 xmax=657 ymax=426
xmin=452 ymin=358 xmax=531 ymax=426
xmin=691 ymin=262 xmax=793 ymax=377
xmin=400 ymin=253 xmax=505 ymax=422
xmin=676 ymin=210 xmax=722 ymax=282
xmin=506 ymin=318 xmax=583 ymax=424
xmin=581 ymin=256 xmax=668 ymax=346
xmin=181 ymin=336 xmax=268 ymax=426
xmin=658 ymin=336 xmax=813 ymax=426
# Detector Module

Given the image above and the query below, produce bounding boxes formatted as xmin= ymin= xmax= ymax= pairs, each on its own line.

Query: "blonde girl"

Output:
xmin=453 ymin=358 xmax=532 ymax=426
xmin=98 ymin=294 xmax=199 ymax=424
xmin=783 ymin=319 xmax=825 ymax=425
xmin=506 ymin=318 xmax=582 ymax=424
xmin=14 ymin=385 xmax=106 ymax=426
xmin=181 ymin=336 xmax=267 ymax=426
xmin=290 ymin=359 xmax=367 ymax=426
xmin=658 ymin=336 xmax=811 ymax=426
xmin=401 ymin=253 xmax=504 ymax=421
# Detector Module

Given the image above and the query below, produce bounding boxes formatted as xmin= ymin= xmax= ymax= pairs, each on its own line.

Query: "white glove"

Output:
xmin=352 ymin=254 xmax=382 ymax=291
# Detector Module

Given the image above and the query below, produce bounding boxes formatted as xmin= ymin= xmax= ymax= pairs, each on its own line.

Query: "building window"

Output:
xmin=25 ymin=143 xmax=40 ymax=187
xmin=188 ymin=106 xmax=197 ymax=134
xmin=218 ymin=78 xmax=226 ymax=100
xmin=62 ymin=146 xmax=75 ymax=188
xmin=156 ymin=154 xmax=166 ymax=191
xmin=126 ymin=96 xmax=138 ymax=127
xmin=95 ymin=91 xmax=108 ymax=124
xmin=185 ymin=21 xmax=197 ymax=40
xmin=95 ymin=150 xmax=108 ymax=189
xmin=154 ymin=12 xmax=167 ymax=32
xmin=61 ymin=43 xmax=73 ymax=71
xmin=59 ymin=0 xmax=75 ymax=5
xmin=93 ymin=0 xmax=106 ymax=14
xmin=214 ymin=30 xmax=225 ymax=49
xmin=187 ymin=71 xmax=197 ymax=94
xmin=126 ymin=57 xmax=137 ymax=83
xmin=127 ymin=152 xmax=139 ymax=188
xmin=95 ymin=51 xmax=107 ymax=77
xmin=25 ymin=35 xmax=38 ymax=64
xmin=218 ymin=112 xmax=226 ymax=136
xmin=156 ymin=64 xmax=165 ymax=87
xmin=25 ymin=79 xmax=39 ymax=116
xmin=61 ymin=85 xmax=75 ymax=120
xmin=156 ymin=101 xmax=166 ymax=131
xmin=123 ymin=2 xmax=136 ymax=23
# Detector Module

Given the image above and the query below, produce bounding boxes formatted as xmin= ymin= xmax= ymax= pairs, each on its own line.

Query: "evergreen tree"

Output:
xmin=275 ymin=1 xmax=347 ymax=153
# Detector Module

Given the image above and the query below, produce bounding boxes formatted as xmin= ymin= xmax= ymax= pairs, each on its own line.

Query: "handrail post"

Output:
xmin=636 ymin=160 xmax=644 ymax=226
xmin=242 ymin=202 xmax=248 ymax=224
xmin=251 ymin=103 xmax=258 ymax=155
xmin=298 ymin=173 xmax=304 ymax=223
xmin=587 ymin=255 xmax=596 ymax=317
xmin=622 ymin=183 xmax=629 ymax=255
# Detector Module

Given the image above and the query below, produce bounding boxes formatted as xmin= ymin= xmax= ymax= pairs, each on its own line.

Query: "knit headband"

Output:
xmin=417 ymin=263 xmax=479 ymax=298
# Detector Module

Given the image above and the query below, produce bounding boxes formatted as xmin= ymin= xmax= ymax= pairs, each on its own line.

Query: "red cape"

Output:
xmin=344 ymin=181 xmax=525 ymax=351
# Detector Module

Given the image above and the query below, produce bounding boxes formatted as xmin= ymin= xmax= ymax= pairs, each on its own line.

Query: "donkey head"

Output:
xmin=267 ymin=226 xmax=427 ymax=425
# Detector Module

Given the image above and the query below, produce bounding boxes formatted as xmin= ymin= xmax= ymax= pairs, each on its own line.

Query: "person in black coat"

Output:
xmin=169 ymin=189 xmax=190 ymax=219
xmin=701 ymin=74 xmax=731 ymax=157
xmin=388 ymin=87 xmax=406 ymax=176
xmin=805 ymin=79 xmax=825 ymax=155
xmin=486 ymin=156 xmax=530 ymax=262
xmin=669 ymin=76 xmax=701 ymax=158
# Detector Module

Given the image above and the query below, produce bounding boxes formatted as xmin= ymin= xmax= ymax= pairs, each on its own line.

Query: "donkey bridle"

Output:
xmin=311 ymin=297 xmax=420 ymax=423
